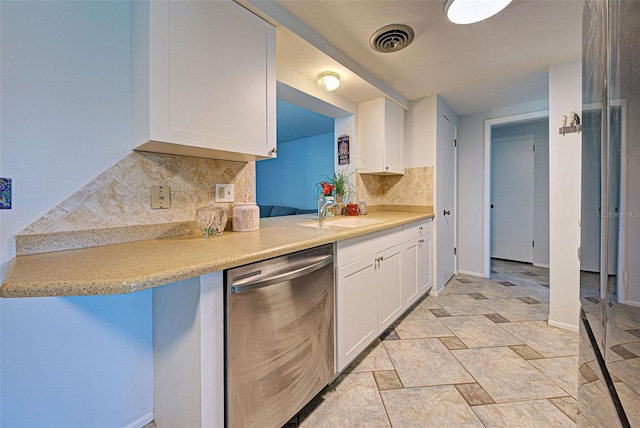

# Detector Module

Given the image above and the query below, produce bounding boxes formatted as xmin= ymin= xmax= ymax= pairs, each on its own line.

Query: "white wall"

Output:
xmin=1 ymin=2 xmax=153 ymax=426
xmin=548 ymin=60 xmax=582 ymax=330
xmin=457 ymin=99 xmax=548 ymax=276
xmin=257 ymin=132 xmax=334 ymax=210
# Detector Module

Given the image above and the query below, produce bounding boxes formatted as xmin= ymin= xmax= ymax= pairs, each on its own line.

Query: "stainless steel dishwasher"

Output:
xmin=225 ymin=244 xmax=335 ymax=428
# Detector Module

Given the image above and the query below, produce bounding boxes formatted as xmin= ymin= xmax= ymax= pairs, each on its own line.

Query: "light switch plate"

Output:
xmin=215 ymin=184 xmax=234 ymax=202
xmin=151 ymin=185 xmax=171 ymax=209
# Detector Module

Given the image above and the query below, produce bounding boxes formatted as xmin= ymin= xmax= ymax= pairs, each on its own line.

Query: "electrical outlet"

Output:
xmin=151 ymin=185 xmax=171 ymax=209
xmin=215 ymin=184 xmax=234 ymax=202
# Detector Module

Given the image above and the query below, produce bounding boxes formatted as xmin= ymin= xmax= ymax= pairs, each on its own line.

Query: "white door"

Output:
xmin=491 ymin=136 xmax=534 ymax=262
xmin=437 ymin=116 xmax=456 ymax=288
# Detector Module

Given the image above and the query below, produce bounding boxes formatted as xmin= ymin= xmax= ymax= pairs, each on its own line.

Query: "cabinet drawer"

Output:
xmin=402 ymin=218 xmax=433 ymax=241
xmin=336 ymin=225 xmax=404 ymax=267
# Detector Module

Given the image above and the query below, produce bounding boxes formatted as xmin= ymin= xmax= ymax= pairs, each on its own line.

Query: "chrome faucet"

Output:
xmin=318 ymin=201 xmax=334 ymax=220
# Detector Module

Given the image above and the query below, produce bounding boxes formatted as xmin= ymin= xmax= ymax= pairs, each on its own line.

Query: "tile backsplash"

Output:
xmin=22 ymin=157 xmax=430 ymax=236
xmin=22 ymin=152 xmax=255 ymax=234
xmin=356 ymin=166 xmax=433 ymax=207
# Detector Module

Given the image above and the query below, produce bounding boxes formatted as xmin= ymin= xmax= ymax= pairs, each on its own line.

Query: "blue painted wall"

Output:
xmin=257 ymin=132 xmax=334 ymax=210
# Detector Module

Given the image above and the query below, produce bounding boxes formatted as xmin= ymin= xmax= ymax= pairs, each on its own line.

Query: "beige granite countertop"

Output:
xmin=1 ymin=210 xmax=433 ymax=298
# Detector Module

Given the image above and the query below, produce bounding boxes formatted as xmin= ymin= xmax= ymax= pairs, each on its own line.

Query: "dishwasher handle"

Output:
xmin=231 ymin=254 xmax=333 ymax=294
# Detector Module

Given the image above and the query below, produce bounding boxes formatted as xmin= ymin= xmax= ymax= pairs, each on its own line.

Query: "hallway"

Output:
xmin=289 ymin=260 xmax=578 ymax=427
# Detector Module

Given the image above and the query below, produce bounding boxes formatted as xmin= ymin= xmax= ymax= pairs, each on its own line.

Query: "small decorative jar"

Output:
xmin=346 ymin=202 xmax=359 ymax=216
xmin=196 ymin=205 xmax=228 ymax=237
xmin=232 ymin=203 xmax=260 ymax=232
xmin=358 ymin=200 xmax=368 ymax=215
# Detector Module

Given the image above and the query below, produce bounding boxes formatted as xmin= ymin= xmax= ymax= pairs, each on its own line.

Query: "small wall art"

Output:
xmin=0 ymin=178 xmax=12 ymax=209
xmin=338 ymin=134 xmax=350 ymax=165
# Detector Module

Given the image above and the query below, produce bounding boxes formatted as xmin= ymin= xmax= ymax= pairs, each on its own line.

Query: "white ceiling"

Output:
xmin=247 ymin=0 xmax=583 ymax=117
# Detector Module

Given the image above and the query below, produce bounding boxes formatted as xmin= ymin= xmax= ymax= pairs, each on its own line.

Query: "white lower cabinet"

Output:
xmin=336 ymin=257 xmax=378 ymax=372
xmin=418 ymin=233 xmax=433 ymax=294
xmin=377 ymin=245 xmax=403 ymax=331
xmin=400 ymin=234 xmax=433 ymax=311
xmin=336 ymin=219 xmax=433 ymax=372
xmin=400 ymin=239 xmax=420 ymax=309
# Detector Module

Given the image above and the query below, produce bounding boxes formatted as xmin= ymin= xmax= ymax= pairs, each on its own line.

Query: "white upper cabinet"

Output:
xmin=131 ymin=0 xmax=276 ymax=162
xmin=357 ymin=98 xmax=405 ymax=175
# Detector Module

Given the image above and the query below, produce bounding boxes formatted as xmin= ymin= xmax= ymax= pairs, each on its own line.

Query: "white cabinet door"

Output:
xmin=358 ymin=98 xmax=404 ymax=175
xmin=132 ymin=0 xmax=276 ymax=162
xmin=383 ymin=100 xmax=405 ymax=174
xmin=336 ymin=256 xmax=378 ymax=372
xmin=377 ymin=245 xmax=403 ymax=331
xmin=419 ymin=234 xmax=433 ymax=295
xmin=401 ymin=240 xmax=420 ymax=310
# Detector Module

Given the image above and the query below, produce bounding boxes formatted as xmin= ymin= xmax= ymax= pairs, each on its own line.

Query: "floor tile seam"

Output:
xmin=526 ymin=357 xmax=579 ymax=399
xmin=505 ymin=341 xmax=566 ymax=363
xmin=472 ymin=395 xmax=574 ymax=407
xmin=453 ymin=383 xmax=496 ymax=407
xmin=380 ymin=340 xmax=405 ymax=391
xmin=379 ymin=384 xmax=488 ymax=428
xmin=371 ymin=371 xmax=394 ymax=428
xmin=496 ymin=329 xmax=580 ymax=358
xmin=547 ymin=397 xmax=579 ymax=425
xmin=386 ymin=335 xmax=482 ymax=392
xmin=446 ymin=346 xmax=495 ymax=403
xmin=453 ymin=340 xmax=526 ymax=350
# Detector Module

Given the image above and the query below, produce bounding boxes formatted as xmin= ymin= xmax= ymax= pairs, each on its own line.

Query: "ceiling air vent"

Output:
xmin=369 ymin=24 xmax=415 ymax=53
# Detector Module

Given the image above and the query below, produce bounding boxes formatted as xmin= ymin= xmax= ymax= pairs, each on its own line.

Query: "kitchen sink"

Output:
xmin=299 ymin=217 xmax=384 ymax=229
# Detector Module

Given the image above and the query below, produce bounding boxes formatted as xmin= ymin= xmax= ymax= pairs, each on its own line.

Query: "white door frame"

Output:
xmin=583 ymin=100 xmax=631 ymax=305
xmin=483 ymin=110 xmax=549 ymax=278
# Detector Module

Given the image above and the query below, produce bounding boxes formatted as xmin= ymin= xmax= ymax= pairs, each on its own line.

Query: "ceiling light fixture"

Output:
xmin=445 ymin=0 xmax=512 ymax=24
xmin=317 ymin=72 xmax=341 ymax=92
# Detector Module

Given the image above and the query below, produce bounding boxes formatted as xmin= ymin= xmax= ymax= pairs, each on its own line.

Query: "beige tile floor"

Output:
xmin=287 ymin=259 xmax=579 ymax=428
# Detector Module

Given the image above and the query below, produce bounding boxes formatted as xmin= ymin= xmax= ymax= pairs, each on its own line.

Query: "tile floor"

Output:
xmin=286 ymin=259 xmax=579 ymax=427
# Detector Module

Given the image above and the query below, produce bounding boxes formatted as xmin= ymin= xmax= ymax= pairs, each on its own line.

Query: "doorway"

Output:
xmin=491 ymin=134 xmax=535 ymax=263
xmin=483 ymin=111 xmax=549 ymax=277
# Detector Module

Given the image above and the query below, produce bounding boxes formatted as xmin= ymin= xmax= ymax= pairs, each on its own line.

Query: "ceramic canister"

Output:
xmin=232 ymin=203 xmax=260 ymax=232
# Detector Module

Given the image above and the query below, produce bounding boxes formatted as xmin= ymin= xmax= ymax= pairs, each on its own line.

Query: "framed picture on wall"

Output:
xmin=338 ymin=134 xmax=350 ymax=165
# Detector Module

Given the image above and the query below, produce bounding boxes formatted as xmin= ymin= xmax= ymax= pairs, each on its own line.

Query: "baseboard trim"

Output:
xmin=548 ymin=319 xmax=579 ymax=332
xmin=620 ymin=298 xmax=640 ymax=308
xmin=533 ymin=263 xmax=550 ymax=268
xmin=429 ymin=285 xmax=444 ymax=297
xmin=125 ymin=412 xmax=154 ymax=428
xmin=458 ymin=270 xmax=487 ymax=278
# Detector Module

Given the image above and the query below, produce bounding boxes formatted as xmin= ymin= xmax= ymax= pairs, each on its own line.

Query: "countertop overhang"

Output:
xmin=0 ymin=211 xmax=433 ymax=298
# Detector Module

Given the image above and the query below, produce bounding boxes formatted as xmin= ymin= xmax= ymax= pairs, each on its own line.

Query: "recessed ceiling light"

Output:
xmin=445 ymin=0 xmax=512 ymax=24
xmin=317 ymin=72 xmax=341 ymax=92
